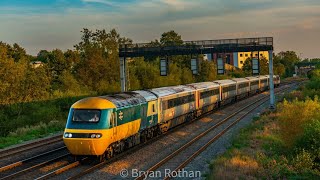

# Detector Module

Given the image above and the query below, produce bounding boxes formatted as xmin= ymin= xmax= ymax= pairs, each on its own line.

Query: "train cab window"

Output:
xmin=152 ymin=104 xmax=155 ymax=113
xmin=72 ymin=109 xmax=101 ymax=123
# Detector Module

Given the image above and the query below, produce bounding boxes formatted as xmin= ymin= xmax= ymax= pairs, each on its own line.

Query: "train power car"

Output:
xmin=63 ymin=92 xmax=159 ymax=159
xmin=63 ymin=75 xmax=280 ymax=160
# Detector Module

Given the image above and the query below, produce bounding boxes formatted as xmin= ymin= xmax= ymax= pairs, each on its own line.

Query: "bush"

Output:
xmin=292 ymin=150 xmax=315 ymax=173
xmin=277 ymin=98 xmax=320 ymax=149
xmin=295 ymin=119 xmax=320 ymax=160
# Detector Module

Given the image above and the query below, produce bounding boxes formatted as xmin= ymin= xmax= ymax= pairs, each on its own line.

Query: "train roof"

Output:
xmin=245 ymin=76 xmax=260 ymax=81
xmin=259 ymin=75 xmax=269 ymax=79
xmin=101 ymin=92 xmax=146 ymax=108
xmin=133 ymin=90 xmax=158 ymax=101
xmin=213 ymin=79 xmax=236 ymax=86
xmin=231 ymin=78 xmax=249 ymax=83
xmin=149 ymin=85 xmax=195 ymax=97
xmin=186 ymin=82 xmax=219 ymax=90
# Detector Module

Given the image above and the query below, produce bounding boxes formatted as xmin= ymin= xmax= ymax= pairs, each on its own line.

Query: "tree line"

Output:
xmin=1 ymin=29 xmax=318 ymax=106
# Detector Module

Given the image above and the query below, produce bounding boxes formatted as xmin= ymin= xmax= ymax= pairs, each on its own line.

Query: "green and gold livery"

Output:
xmin=63 ymin=91 xmax=158 ymax=156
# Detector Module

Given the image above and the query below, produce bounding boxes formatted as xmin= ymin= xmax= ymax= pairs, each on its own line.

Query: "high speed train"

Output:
xmin=63 ymin=75 xmax=280 ymax=160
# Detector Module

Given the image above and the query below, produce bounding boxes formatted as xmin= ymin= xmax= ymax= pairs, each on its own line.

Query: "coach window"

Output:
xmin=240 ymin=61 xmax=243 ymax=64
xmin=162 ymin=101 xmax=168 ymax=110
xmin=240 ymin=54 xmax=243 ymax=57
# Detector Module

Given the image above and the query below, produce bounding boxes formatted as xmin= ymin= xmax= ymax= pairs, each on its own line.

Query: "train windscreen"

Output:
xmin=72 ymin=109 xmax=101 ymax=123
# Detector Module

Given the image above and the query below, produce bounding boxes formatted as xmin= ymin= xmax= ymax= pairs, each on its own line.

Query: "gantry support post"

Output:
xmin=268 ymin=50 xmax=275 ymax=109
xmin=120 ymin=57 xmax=127 ymax=92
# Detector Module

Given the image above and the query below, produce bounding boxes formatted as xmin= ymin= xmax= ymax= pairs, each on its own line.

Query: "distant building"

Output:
xmin=203 ymin=54 xmax=208 ymax=61
xmin=30 ymin=61 xmax=44 ymax=68
xmin=206 ymin=51 xmax=269 ymax=69
xmin=209 ymin=52 xmax=235 ymax=66
xmin=236 ymin=51 xmax=269 ymax=69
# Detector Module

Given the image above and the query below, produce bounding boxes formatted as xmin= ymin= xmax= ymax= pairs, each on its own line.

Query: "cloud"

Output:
xmin=0 ymin=0 xmax=319 ymax=58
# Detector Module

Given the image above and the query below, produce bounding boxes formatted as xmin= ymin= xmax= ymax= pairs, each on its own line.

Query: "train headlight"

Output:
xmin=64 ymin=133 xmax=69 ymax=138
xmin=68 ymin=133 xmax=72 ymax=138
xmin=90 ymin=133 xmax=102 ymax=138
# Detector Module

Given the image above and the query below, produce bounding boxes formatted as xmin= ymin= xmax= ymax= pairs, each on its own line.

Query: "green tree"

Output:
xmin=54 ymin=70 xmax=83 ymax=96
xmin=259 ymin=57 xmax=269 ymax=75
xmin=48 ymin=49 xmax=71 ymax=76
xmin=37 ymin=50 xmax=50 ymax=63
xmin=276 ymin=51 xmax=300 ymax=77
xmin=3 ymin=43 xmax=28 ymax=62
xmin=160 ymin=30 xmax=184 ymax=46
xmin=64 ymin=50 xmax=81 ymax=73
xmin=274 ymin=63 xmax=285 ymax=77
xmin=242 ymin=58 xmax=252 ymax=76
xmin=241 ymin=57 xmax=269 ymax=75
xmin=197 ymin=60 xmax=216 ymax=82
xmin=74 ymin=28 xmax=131 ymax=94
xmin=22 ymin=66 xmax=51 ymax=102
xmin=0 ymin=43 xmax=27 ymax=105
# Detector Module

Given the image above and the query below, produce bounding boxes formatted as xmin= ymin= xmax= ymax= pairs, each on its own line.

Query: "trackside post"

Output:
xmin=268 ymin=50 xmax=275 ymax=109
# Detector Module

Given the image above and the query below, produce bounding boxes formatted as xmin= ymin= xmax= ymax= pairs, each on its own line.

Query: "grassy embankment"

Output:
xmin=0 ymin=96 xmax=86 ymax=149
xmin=208 ymin=77 xmax=320 ymax=179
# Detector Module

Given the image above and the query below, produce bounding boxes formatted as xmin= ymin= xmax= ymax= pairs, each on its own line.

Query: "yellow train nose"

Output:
xmin=63 ymin=138 xmax=107 ymax=156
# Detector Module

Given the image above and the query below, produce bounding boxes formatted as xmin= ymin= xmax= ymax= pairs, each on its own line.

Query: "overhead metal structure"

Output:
xmin=118 ymin=37 xmax=275 ymax=109
xmin=119 ymin=37 xmax=273 ymax=58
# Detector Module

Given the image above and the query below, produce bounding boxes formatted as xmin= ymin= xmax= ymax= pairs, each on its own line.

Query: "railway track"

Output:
xmin=0 ymin=134 xmax=63 ymax=160
xmin=0 ymin=146 xmax=69 ymax=180
xmin=52 ymin=82 xmax=297 ymax=180
xmin=0 ymin=81 xmax=299 ymax=180
xmin=135 ymin=82 xmax=297 ymax=180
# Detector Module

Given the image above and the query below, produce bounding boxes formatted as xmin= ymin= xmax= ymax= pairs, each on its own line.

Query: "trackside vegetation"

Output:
xmin=0 ymin=97 xmax=84 ymax=148
xmin=0 ymin=28 xmax=319 ymax=149
xmin=208 ymin=70 xmax=320 ymax=179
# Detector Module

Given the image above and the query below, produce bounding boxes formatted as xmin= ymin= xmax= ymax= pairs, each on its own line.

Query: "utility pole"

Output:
xmin=268 ymin=50 xmax=275 ymax=109
xmin=120 ymin=57 xmax=126 ymax=92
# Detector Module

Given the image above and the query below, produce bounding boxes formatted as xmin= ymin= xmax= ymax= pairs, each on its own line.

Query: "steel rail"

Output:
xmin=136 ymin=83 xmax=295 ymax=180
xmin=0 ymin=146 xmax=67 ymax=172
xmin=60 ymin=82 xmax=296 ymax=180
xmin=163 ymin=83 xmax=297 ymax=179
xmin=0 ymin=134 xmax=63 ymax=159
xmin=0 ymin=153 xmax=69 ymax=180
xmin=34 ymin=157 xmax=88 ymax=180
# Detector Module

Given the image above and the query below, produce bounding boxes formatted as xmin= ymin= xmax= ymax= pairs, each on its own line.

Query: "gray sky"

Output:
xmin=0 ymin=0 xmax=319 ymax=58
